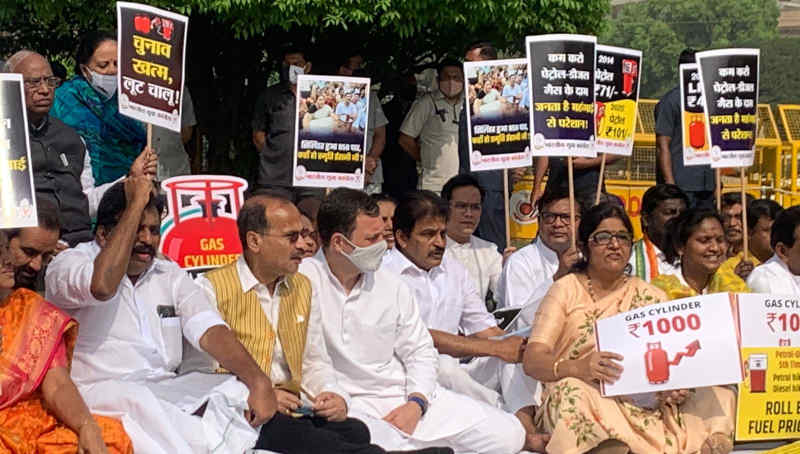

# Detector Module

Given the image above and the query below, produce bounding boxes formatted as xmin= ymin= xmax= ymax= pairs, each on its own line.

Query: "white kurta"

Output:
xmin=45 ymin=241 xmax=258 ymax=454
xmin=382 ymin=248 xmax=538 ymax=414
xmin=445 ymin=235 xmax=503 ymax=302
xmin=299 ymin=251 xmax=525 ymax=454
xmin=747 ymin=254 xmax=800 ymax=294
xmin=195 ymin=256 xmax=351 ymax=405
xmin=497 ymin=238 xmax=559 ymax=314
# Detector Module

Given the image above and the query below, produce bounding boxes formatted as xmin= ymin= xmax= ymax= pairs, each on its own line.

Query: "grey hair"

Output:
xmin=2 ymin=50 xmax=37 ymax=73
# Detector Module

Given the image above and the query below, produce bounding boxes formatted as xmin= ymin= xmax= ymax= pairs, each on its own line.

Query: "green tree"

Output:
xmin=602 ymin=0 xmax=780 ymax=99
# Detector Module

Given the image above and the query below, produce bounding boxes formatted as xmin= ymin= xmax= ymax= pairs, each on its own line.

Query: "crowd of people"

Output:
xmin=2 ymin=35 xmax=799 ymax=454
xmin=466 ymin=64 xmax=529 ymax=120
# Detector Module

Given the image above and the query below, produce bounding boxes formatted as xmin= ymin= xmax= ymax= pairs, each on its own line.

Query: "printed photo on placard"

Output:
xmin=0 ymin=74 xmax=38 ymax=229
xmin=595 ymin=45 xmax=642 ymax=157
xmin=464 ymin=58 xmax=532 ymax=172
xmin=117 ymin=1 xmax=188 ymax=132
xmin=292 ymin=75 xmax=370 ymax=189
xmin=525 ymin=34 xmax=597 ymax=158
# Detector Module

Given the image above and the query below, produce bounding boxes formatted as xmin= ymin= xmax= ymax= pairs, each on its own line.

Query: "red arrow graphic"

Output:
xmin=668 ymin=340 xmax=701 ymax=366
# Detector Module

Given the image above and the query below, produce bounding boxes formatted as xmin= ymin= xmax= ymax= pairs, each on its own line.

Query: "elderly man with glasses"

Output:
xmin=3 ymin=50 xmax=155 ymax=247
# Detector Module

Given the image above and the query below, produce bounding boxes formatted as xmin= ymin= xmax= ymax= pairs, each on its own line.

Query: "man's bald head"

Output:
xmin=238 ymin=193 xmax=305 ymax=279
xmin=5 ymin=51 xmax=55 ymax=122
xmin=237 ymin=193 xmax=296 ymax=248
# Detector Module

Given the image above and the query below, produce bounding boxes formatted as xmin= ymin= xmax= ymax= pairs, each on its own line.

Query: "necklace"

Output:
xmin=586 ymin=272 xmax=629 ymax=302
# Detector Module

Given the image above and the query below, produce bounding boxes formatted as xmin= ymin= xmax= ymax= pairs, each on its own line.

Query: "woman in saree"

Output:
xmin=652 ymin=209 xmax=749 ymax=298
xmin=523 ymin=202 xmax=731 ymax=454
xmin=0 ymin=231 xmax=133 ymax=454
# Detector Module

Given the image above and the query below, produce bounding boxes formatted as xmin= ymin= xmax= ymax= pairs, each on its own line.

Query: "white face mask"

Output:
xmin=289 ymin=65 xmax=305 ymax=85
xmin=85 ymin=67 xmax=117 ymax=99
xmin=339 ymin=235 xmax=387 ymax=273
xmin=439 ymin=80 xmax=463 ymax=98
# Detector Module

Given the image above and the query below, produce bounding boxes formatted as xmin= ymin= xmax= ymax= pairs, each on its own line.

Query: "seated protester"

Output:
xmin=44 ymin=177 xmax=278 ymax=454
xmin=496 ymin=186 xmax=583 ymax=311
xmin=0 ymin=230 xmax=133 ymax=454
xmin=721 ymin=192 xmax=755 ymax=262
xmin=747 ymin=205 xmax=800 ymax=294
xmin=197 ymin=193 xmax=435 ymax=454
xmin=628 ymin=184 xmax=688 ymax=281
xmin=299 ymin=188 xmax=525 ymax=454
xmin=371 ymin=193 xmax=397 ymax=249
xmin=5 ymin=50 xmax=156 ymax=247
xmin=299 ymin=212 xmax=320 ymax=258
xmin=524 ymin=202 xmax=732 ymax=454
xmin=719 ymin=198 xmax=782 ymax=281
xmin=652 ymin=210 xmax=749 ymax=298
xmin=441 ymin=174 xmax=510 ymax=303
xmin=382 ymin=190 xmax=546 ymax=452
xmin=6 ymin=198 xmax=60 ymax=291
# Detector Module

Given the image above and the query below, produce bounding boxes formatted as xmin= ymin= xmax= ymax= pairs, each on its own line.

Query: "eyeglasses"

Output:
xmin=23 ymin=76 xmax=61 ymax=89
xmin=264 ymin=231 xmax=302 ymax=243
xmin=451 ymin=201 xmax=481 ymax=213
xmin=541 ymin=212 xmax=579 ymax=225
xmin=590 ymin=230 xmax=633 ymax=246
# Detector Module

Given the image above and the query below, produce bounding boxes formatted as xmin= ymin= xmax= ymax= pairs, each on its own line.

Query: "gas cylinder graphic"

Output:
xmin=621 ymin=59 xmax=638 ymax=96
xmin=644 ymin=340 xmax=701 ymax=385
xmin=689 ymin=118 xmax=706 ymax=149
xmin=159 ymin=175 xmax=248 ymax=270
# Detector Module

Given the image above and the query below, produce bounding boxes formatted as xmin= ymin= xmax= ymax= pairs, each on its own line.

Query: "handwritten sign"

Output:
xmin=117 ymin=2 xmax=188 ymax=132
xmin=292 ymin=75 xmax=370 ymax=189
xmin=594 ymin=45 xmax=642 ymax=157
xmin=525 ymin=34 xmax=597 ymax=158
xmin=696 ymin=48 xmax=759 ymax=168
xmin=595 ymin=293 xmax=743 ymax=396
xmin=464 ymin=58 xmax=532 ymax=171
xmin=0 ymin=74 xmax=38 ymax=228
xmin=736 ymin=293 xmax=800 ymax=441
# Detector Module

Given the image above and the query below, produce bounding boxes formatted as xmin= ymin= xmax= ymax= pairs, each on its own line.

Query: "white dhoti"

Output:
xmin=79 ymin=372 xmax=260 ymax=454
xmin=349 ymin=385 xmax=525 ymax=454
xmin=438 ymin=355 xmax=541 ymax=414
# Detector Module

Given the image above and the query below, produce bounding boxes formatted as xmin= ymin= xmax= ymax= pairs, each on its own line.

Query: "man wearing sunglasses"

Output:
xmin=4 ymin=50 xmax=156 ymax=248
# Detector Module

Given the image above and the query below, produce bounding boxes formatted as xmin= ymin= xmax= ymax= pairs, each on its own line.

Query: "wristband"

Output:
xmin=407 ymin=396 xmax=427 ymax=416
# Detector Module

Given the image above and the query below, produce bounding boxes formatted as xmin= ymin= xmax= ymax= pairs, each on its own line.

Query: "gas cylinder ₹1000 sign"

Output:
xmin=595 ymin=293 xmax=743 ymax=397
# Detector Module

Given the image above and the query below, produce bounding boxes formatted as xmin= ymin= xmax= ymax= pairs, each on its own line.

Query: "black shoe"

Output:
xmin=388 ymin=448 xmax=455 ymax=454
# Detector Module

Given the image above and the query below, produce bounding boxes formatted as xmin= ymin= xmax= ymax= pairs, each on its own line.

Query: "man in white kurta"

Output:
xmin=45 ymin=178 xmax=277 ymax=454
xmin=299 ymin=188 xmax=525 ymax=454
xmin=747 ymin=206 xmax=800 ymax=295
xmin=628 ymin=184 xmax=687 ymax=282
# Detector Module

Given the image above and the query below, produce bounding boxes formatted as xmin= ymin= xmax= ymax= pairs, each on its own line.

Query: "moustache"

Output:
xmin=132 ymin=244 xmax=156 ymax=256
xmin=429 ymin=247 xmax=445 ymax=257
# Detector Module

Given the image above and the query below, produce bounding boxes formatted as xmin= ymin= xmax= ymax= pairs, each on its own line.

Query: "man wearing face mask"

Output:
xmin=252 ymin=45 xmax=312 ymax=188
xmin=399 ymin=60 xmax=464 ymax=194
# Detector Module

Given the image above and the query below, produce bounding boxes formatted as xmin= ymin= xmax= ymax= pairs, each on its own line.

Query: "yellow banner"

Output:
xmin=765 ymin=440 xmax=800 ymax=453
xmin=597 ymin=98 xmax=636 ymax=143
xmin=736 ymin=347 xmax=800 ymax=441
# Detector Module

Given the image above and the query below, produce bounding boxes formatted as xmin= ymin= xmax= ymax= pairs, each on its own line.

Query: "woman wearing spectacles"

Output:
xmin=523 ymin=203 xmax=728 ymax=454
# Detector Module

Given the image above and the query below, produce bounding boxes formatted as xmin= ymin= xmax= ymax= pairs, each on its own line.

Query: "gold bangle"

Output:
xmin=553 ymin=359 xmax=567 ymax=379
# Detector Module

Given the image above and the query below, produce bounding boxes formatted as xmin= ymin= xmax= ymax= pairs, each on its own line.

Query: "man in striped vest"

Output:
xmin=628 ymin=184 xmax=688 ymax=282
xmin=197 ymin=191 xmax=450 ymax=454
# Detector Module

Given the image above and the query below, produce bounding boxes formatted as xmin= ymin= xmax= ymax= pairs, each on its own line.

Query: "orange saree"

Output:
xmin=0 ymin=288 xmax=132 ymax=454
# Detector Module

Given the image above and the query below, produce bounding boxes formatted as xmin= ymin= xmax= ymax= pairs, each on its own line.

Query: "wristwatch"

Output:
xmin=407 ymin=396 xmax=428 ymax=416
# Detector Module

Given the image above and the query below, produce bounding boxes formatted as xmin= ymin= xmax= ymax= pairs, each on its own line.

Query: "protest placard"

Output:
xmin=679 ymin=63 xmax=711 ymax=166
xmin=0 ymin=74 xmax=37 ymax=229
xmin=159 ymin=175 xmax=248 ymax=270
xmin=293 ymin=75 xmax=370 ymax=189
xmin=736 ymin=293 xmax=800 ymax=441
xmin=117 ymin=2 xmax=188 ymax=132
xmin=464 ymin=59 xmax=532 ymax=172
xmin=595 ymin=293 xmax=743 ymax=397
xmin=526 ymin=34 xmax=597 ymax=158
xmin=594 ymin=45 xmax=641 ymax=157
xmin=695 ymin=49 xmax=759 ymax=169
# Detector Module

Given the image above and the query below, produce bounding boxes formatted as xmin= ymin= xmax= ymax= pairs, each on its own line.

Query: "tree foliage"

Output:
xmin=602 ymin=0 xmax=780 ymax=99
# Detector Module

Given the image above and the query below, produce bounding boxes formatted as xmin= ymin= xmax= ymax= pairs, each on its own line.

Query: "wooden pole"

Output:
xmin=503 ymin=169 xmax=511 ymax=248
xmin=568 ymin=156 xmax=576 ymax=251
xmin=741 ymin=167 xmax=749 ymax=261
xmin=715 ymin=168 xmax=722 ymax=211
xmin=595 ymin=153 xmax=606 ymax=205
xmin=146 ymin=123 xmax=152 ymax=149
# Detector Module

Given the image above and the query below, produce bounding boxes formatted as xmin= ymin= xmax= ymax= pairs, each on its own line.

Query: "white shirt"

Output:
xmin=79 ymin=147 xmax=121 ymax=218
xmin=382 ymin=248 xmax=496 ymax=336
xmin=747 ymin=255 xmax=800 ymax=295
xmin=195 ymin=256 xmax=350 ymax=402
xmin=400 ymin=91 xmax=461 ymax=192
xmin=445 ymin=234 xmax=502 ymax=302
xmin=497 ymin=238 xmax=559 ymax=309
xmin=45 ymin=241 xmax=226 ymax=385
xmin=298 ymin=251 xmax=438 ymax=403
